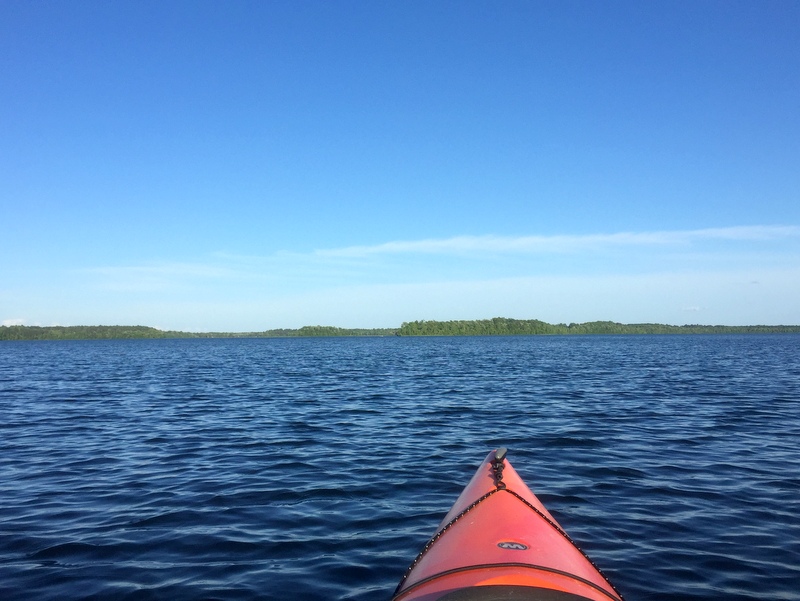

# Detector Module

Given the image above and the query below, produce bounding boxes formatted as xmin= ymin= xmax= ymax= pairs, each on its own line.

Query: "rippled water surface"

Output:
xmin=1 ymin=335 xmax=799 ymax=600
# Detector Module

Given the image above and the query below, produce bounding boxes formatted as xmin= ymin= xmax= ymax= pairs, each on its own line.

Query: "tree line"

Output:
xmin=397 ymin=318 xmax=800 ymax=336
xmin=2 ymin=319 xmax=799 ymax=341
xmin=0 ymin=325 xmax=398 ymax=341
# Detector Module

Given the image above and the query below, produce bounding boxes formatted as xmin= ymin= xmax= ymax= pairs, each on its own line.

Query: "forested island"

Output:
xmin=2 ymin=318 xmax=800 ymax=340
xmin=397 ymin=318 xmax=800 ymax=336
xmin=0 ymin=325 xmax=396 ymax=341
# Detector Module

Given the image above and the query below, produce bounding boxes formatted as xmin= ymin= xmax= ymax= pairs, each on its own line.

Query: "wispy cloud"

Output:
xmin=82 ymin=262 xmax=239 ymax=292
xmin=78 ymin=225 xmax=800 ymax=295
xmin=88 ymin=262 xmax=236 ymax=279
xmin=315 ymin=225 xmax=800 ymax=258
xmin=17 ymin=227 xmax=800 ymax=329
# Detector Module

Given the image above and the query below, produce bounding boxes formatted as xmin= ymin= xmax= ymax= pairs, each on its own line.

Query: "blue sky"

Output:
xmin=2 ymin=1 xmax=799 ymax=330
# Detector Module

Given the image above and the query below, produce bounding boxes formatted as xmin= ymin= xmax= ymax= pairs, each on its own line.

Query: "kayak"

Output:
xmin=391 ymin=449 xmax=624 ymax=601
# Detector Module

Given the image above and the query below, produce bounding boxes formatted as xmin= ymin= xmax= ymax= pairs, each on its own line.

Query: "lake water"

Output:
xmin=1 ymin=335 xmax=799 ymax=601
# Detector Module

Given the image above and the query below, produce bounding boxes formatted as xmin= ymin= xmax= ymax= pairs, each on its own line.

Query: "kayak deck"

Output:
xmin=392 ymin=449 xmax=624 ymax=601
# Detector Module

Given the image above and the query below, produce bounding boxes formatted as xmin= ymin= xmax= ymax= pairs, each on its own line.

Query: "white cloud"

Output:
xmin=50 ymin=224 xmax=799 ymax=329
xmin=2 ymin=318 xmax=25 ymax=326
xmin=81 ymin=225 xmax=799 ymax=293
xmin=314 ymin=225 xmax=800 ymax=258
xmin=80 ymin=262 xmax=240 ymax=292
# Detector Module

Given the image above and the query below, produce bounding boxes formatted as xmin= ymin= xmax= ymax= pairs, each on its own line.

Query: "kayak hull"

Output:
xmin=392 ymin=450 xmax=623 ymax=601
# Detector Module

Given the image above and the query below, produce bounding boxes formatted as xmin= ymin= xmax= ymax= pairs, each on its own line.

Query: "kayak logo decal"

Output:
xmin=497 ymin=541 xmax=528 ymax=550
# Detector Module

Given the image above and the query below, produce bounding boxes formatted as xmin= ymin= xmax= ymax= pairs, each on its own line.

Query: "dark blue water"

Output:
xmin=1 ymin=336 xmax=799 ymax=601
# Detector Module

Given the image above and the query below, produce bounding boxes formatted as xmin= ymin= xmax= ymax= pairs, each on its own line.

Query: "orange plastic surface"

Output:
xmin=392 ymin=451 xmax=623 ymax=601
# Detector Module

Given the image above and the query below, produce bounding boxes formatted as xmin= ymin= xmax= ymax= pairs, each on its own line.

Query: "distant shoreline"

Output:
xmin=2 ymin=318 xmax=800 ymax=340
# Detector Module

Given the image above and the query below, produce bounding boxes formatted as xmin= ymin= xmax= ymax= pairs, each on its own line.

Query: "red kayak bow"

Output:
xmin=392 ymin=449 xmax=624 ymax=601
